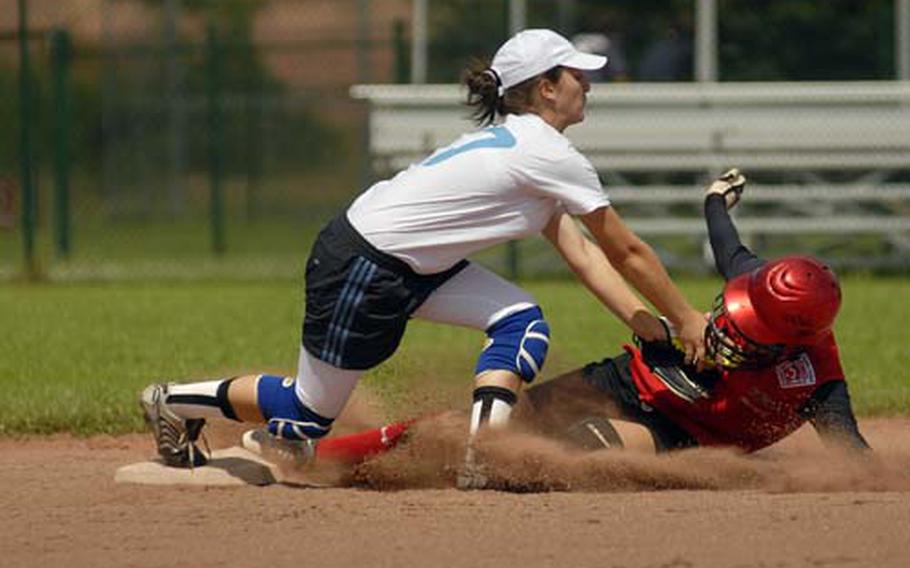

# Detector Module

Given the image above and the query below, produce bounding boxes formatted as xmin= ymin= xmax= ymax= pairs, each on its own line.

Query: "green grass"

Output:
xmin=0 ymin=217 xmax=325 ymax=280
xmin=1 ymin=277 xmax=908 ymax=436
xmin=0 ymin=169 xmax=350 ymax=281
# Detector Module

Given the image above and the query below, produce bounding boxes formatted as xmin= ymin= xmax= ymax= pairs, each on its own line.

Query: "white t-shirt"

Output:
xmin=346 ymin=113 xmax=610 ymax=274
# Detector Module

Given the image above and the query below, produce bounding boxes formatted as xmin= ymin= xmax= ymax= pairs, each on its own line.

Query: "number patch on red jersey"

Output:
xmin=775 ymin=353 xmax=816 ymax=389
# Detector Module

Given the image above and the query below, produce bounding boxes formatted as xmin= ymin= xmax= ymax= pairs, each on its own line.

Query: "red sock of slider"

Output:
xmin=314 ymin=420 xmax=413 ymax=464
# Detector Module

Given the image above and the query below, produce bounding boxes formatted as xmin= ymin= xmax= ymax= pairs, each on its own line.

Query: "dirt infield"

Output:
xmin=2 ymin=417 xmax=910 ymax=568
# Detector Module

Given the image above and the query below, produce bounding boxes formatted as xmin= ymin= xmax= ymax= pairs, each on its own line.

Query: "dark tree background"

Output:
xmin=423 ymin=0 xmax=897 ymax=82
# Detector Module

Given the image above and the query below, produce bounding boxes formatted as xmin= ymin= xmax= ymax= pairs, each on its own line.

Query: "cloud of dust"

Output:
xmin=350 ymin=415 xmax=910 ymax=493
xmin=223 ymin=382 xmax=910 ymax=493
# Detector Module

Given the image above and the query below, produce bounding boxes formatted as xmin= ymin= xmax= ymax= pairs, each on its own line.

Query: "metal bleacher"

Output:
xmin=351 ymin=81 xmax=910 ymax=270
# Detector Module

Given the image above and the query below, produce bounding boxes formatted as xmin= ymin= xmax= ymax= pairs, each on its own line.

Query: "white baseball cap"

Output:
xmin=489 ymin=29 xmax=607 ymax=95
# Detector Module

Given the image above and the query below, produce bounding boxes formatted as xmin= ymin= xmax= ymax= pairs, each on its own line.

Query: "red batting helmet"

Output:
xmin=706 ymin=255 xmax=841 ymax=368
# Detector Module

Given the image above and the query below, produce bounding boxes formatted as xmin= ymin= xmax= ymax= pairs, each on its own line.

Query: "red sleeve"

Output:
xmin=806 ymin=333 xmax=844 ymax=384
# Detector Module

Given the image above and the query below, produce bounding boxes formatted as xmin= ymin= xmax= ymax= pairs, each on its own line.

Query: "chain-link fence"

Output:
xmin=2 ymin=0 xmax=413 ymax=280
xmin=1 ymin=0 xmax=905 ymax=280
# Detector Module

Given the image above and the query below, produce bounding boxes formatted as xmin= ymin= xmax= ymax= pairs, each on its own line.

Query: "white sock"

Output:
xmin=166 ymin=379 xmax=235 ymax=420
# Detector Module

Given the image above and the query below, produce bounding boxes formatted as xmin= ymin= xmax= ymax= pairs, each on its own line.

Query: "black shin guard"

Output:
xmin=469 ymin=386 xmax=518 ymax=435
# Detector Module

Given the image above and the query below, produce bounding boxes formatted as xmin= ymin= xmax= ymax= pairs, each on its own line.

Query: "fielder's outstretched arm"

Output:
xmin=543 ymin=211 xmax=666 ymax=341
xmin=580 ymin=206 xmax=706 ymax=363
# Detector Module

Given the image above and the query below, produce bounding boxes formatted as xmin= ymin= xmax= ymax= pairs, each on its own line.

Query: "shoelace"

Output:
xmin=181 ymin=426 xmax=211 ymax=471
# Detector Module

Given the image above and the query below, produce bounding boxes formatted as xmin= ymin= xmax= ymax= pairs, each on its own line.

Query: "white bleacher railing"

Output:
xmin=351 ymin=81 xmax=910 ymax=270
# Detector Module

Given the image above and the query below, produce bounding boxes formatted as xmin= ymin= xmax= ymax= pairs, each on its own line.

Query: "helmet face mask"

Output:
xmin=706 ymin=294 xmax=790 ymax=369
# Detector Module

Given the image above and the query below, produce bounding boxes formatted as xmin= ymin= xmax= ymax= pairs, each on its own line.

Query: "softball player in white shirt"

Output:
xmin=140 ymin=29 xmax=707 ymax=475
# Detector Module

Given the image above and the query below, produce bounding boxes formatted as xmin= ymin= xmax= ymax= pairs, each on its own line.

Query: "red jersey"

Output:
xmin=628 ymin=333 xmax=845 ymax=452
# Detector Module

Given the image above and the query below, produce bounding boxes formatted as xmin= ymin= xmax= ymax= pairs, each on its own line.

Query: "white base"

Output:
xmin=115 ymin=446 xmax=279 ymax=487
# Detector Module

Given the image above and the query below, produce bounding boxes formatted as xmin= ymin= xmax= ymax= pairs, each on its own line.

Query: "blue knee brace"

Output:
xmin=475 ymin=306 xmax=550 ymax=382
xmin=256 ymin=375 xmax=333 ymax=440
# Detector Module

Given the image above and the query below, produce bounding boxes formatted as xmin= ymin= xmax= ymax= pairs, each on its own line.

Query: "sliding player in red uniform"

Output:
xmin=311 ymin=169 xmax=869 ymax=466
xmin=530 ymin=169 xmax=870 ymax=454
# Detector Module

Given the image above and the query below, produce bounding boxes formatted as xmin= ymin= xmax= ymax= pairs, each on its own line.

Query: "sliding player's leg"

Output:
xmin=520 ymin=357 xmax=659 ymax=453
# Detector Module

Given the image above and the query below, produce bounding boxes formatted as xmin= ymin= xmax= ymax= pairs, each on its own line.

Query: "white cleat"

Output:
xmin=139 ymin=383 xmax=208 ymax=468
xmin=456 ymin=446 xmax=490 ymax=490
xmin=242 ymin=428 xmax=316 ymax=468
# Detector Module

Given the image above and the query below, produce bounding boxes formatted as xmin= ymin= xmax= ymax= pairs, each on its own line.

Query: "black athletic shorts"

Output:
xmin=302 ymin=213 xmax=468 ymax=370
xmin=581 ymin=352 xmax=698 ymax=451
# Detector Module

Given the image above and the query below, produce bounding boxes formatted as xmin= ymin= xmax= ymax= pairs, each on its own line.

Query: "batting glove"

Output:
xmin=705 ymin=168 xmax=746 ymax=210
